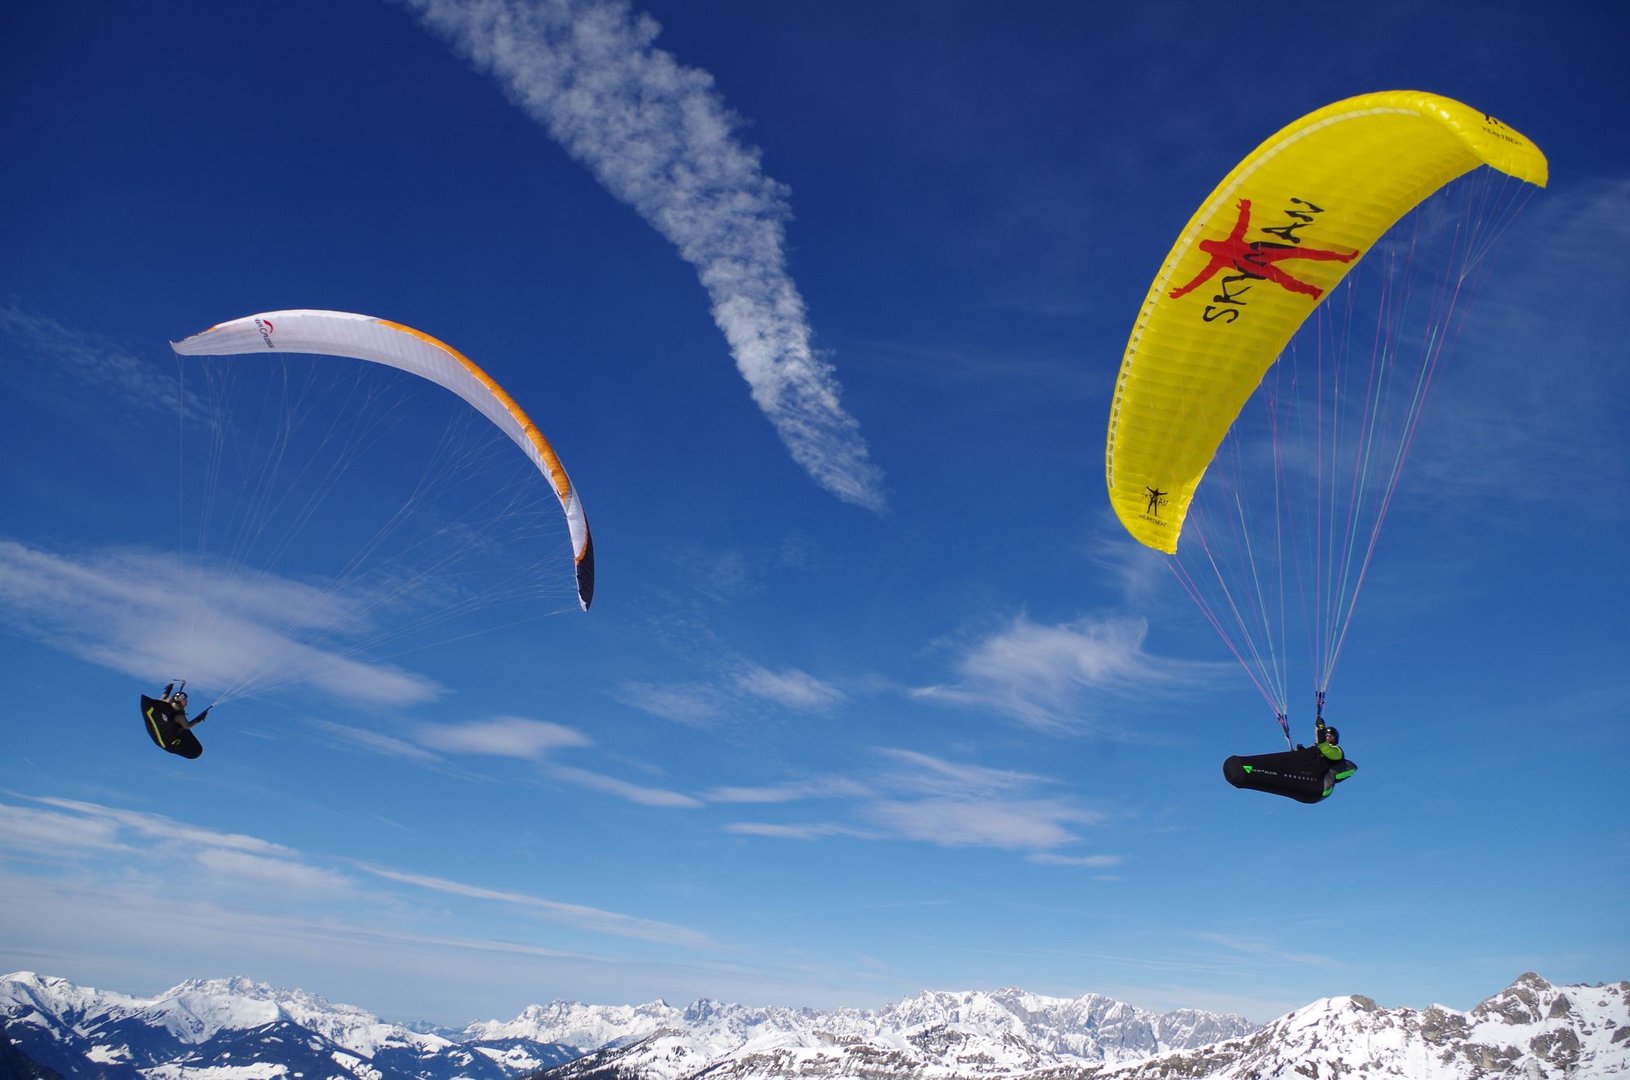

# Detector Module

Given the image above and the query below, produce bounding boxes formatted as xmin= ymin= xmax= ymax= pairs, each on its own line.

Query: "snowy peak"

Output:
xmin=1472 ymin=970 xmax=1560 ymax=1026
xmin=466 ymin=986 xmax=1257 ymax=1080
xmin=141 ymin=977 xmax=289 ymax=1043
xmin=871 ymin=986 xmax=1247 ymax=1061
xmin=1458 ymin=973 xmax=1629 ymax=1077
xmin=538 ymin=976 xmax=1629 ymax=1080
xmin=1091 ymin=974 xmax=1630 ymax=1080
xmin=3 ymin=971 xmax=1625 ymax=1080
xmin=538 ymin=987 xmax=1258 ymax=1080
xmin=0 ymin=971 xmax=570 ymax=1079
xmin=465 ymin=998 xmax=684 ymax=1051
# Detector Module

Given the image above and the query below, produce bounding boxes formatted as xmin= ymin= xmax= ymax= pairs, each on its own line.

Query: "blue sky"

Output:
xmin=2 ymin=0 xmax=1626 ymax=1028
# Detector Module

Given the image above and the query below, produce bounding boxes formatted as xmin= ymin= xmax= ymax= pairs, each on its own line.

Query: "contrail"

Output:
xmin=403 ymin=0 xmax=887 ymax=511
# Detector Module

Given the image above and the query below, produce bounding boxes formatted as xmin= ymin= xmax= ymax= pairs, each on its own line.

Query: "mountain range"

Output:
xmin=2 ymin=969 xmax=1623 ymax=1079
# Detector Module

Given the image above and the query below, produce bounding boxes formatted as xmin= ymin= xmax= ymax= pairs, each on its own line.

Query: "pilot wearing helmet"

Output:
xmin=1312 ymin=718 xmax=1342 ymax=762
xmin=160 ymin=682 xmax=210 ymax=730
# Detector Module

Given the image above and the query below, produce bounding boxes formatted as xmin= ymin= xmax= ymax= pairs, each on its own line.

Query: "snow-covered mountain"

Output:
xmin=520 ymin=989 xmax=1257 ymax=1080
xmin=465 ymin=999 xmax=690 ymax=1055
xmin=1062 ymin=972 xmax=1630 ymax=1080
xmin=2 ymin=970 xmax=1623 ymax=1080
xmin=0 ymin=972 xmax=576 ymax=1079
xmin=0 ymin=973 xmax=1251 ymax=1079
xmin=521 ymin=975 xmax=1628 ymax=1080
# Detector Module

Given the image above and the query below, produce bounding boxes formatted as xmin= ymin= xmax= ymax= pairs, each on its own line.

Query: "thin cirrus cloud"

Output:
xmin=614 ymin=681 xmax=725 ymax=727
xmin=328 ymin=713 xmax=706 ymax=809
xmin=0 ymin=301 xmax=196 ymax=420
xmin=411 ymin=715 xmax=591 ymax=758
xmin=1028 ymin=852 xmax=1124 ymax=869
xmin=733 ymin=663 xmax=847 ymax=711
xmin=863 ymin=747 xmax=1106 ymax=850
xmin=863 ymin=796 xmax=1097 ymax=850
xmin=0 ymin=798 xmax=127 ymax=857
xmin=716 ymin=747 xmax=1111 ymax=856
xmin=1 ymin=796 xmax=354 ymax=903
xmin=0 ymin=794 xmax=712 ymax=950
xmin=1402 ymin=178 xmax=1630 ymax=516
xmin=704 ymin=776 xmax=872 ymax=805
xmin=308 ymin=719 xmax=446 ymax=765
xmin=192 ymin=848 xmax=358 ymax=898
xmin=723 ymin=821 xmax=874 ymax=841
xmin=0 ymin=539 xmax=442 ymax=708
xmin=22 ymin=796 xmax=304 ymax=860
xmin=912 ymin=613 xmax=1227 ymax=733
xmin=359 ymin=865 xmax=712 ymax=946
xmin=401 ymin=0 xmax=886 ymax=512
xmin=617 ymin=663 xmax=844 ymax=727
xmin=545 ymin=763 xmax=704 ymax=808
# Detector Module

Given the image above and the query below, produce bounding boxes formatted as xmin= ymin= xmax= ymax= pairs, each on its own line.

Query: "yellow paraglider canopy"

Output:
xmin=1106 ymin=90 xmax=1547 ymax=554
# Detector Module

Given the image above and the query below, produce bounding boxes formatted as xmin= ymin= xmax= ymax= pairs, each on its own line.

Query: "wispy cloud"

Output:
xmin=29 ymin=796 xmax=299 ymax=858
xmin=1194 ymin=930 xmax=1341 ymax=969
xmin=912 ymin=613 xmax=1226 ymax=733
xmin=308 ymin=719 xmax=445 ymax=764
xmin=322 ymin=710 xmax=705 ymax=810
xmin=1405 ymin=176 xmax=1630 ymax=523
xmin=545 ymin=763 xmax=704 ymax=808
xmin=2 ymin=796 xmax=355 ymax=910
xmin=0 ymin=300 xmax=193 ymax=419
xmin=722 ymin=821 xmax=874 ymax=841
xmin=705 ymin=777 xmax=871 ymax=804
xmin=0 ymin=799 xmax=126 ymax=857
xmin=714 ymin=747 xmax=1111 ymax=856
xmin=862 ymin=749 xmax=1106 ymax=849
xmin=2 ymin=867 xmax=890 ymax=1023
xmin=1 ymin=794 xmax=712 ymax=949
xmin=873 ymin=747 xmax=1043 ymax=796
xmin=412 ymin=715 xmax=591 ymax=758
xmin=862 ymin=796 xmax=1098 ymax=850
xmin=615 ymin=681 xmax=726 ymax=727
xmin=733 ymin=663 xmax=845 ymax=711
xmin=618 ymin=662 xmax=844 ymax=729
xmin=1027 ymin=852 xmax=1123 ymax=869
xmin=359 ymin=865 xmax=711 ymax=946
xmin=0 ymin=539 xmax=441 ymax=707
xmin=403 ymin=0 xmax=885 ymax=511
xmin=193 ymin=849 xmax=358 ymax=897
